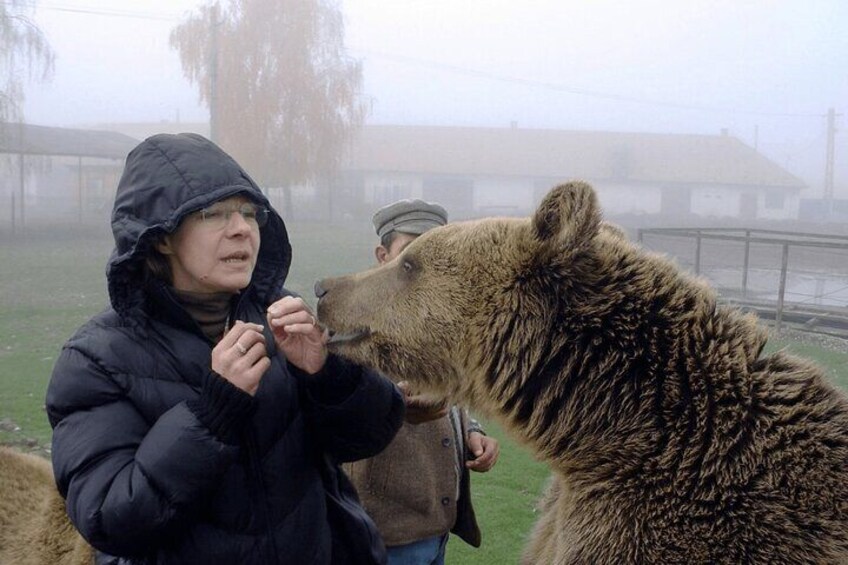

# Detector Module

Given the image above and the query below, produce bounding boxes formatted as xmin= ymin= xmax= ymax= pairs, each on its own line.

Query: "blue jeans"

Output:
xmin=387 ymin=534 xmax=449 ymax=565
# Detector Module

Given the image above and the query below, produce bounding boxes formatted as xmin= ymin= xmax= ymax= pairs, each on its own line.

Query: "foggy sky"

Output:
xmin=22 ymin=0 xmax=848 ymax=198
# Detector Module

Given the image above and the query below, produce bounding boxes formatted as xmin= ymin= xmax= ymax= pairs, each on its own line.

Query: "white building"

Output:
xmin=76 ymin=121 xmax=807 ymax=223
xmin=0 ymin=123 xmax=139 ymax=227
xmin=337 ymin=125 xmax=805 ymax=221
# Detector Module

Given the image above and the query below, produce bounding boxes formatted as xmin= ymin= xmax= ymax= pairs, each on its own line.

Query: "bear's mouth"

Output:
xmin=326 ymin=327 xmax=371 ymax=346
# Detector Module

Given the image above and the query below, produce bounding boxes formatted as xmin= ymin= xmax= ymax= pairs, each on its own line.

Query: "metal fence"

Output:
xmin=636 ymin=227 xmax=848 ymax=334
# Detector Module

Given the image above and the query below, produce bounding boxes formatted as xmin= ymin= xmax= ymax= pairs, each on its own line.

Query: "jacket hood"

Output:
xmin=107 ymin=132 xmax=291 ymax=316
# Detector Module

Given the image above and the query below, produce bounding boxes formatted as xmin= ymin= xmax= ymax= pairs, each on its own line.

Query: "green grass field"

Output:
xmin=1 ymin=223 xmax=847 ymax=564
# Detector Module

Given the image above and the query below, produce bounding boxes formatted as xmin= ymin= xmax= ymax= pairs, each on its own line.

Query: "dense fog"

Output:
xmin=3 ymin=1 xmax=847 ymax=236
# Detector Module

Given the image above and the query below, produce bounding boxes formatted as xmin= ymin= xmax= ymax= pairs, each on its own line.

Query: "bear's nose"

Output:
xmin=314 ymin=280 xmax=327 ymax=299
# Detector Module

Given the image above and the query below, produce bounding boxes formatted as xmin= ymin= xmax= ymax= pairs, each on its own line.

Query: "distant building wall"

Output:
xmin=362 ymin=172 xmax=422 ymax=206
xmin=684 ymin=184 xmax=800 ymax=220
xmin=0 ymin=155 xmax=123 ymax=226
xmin=596 ymin=182 xmax=662 ymax=216
xmin=691 ymin=185 xmax=741 ymax=217
xmin=757 ymin=188 xmax=800 ymax=220
xmin=347 ymin=171 xmax=805 ymax=221
xmin=473 ymin=176 xmax=533 ymax=216
xmin=422 ymin=176 xmax=473 ymax=218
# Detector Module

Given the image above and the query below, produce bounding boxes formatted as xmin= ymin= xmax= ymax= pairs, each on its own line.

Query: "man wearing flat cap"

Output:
xmin=372 ymin=199 xmax=448 ymax=241
xmin=343 ymin=199 xmax=500 ymax=565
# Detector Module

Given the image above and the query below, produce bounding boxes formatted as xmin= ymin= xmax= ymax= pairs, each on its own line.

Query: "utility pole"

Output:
xmin=824 ymin=107 xmax=838 ymax=218
xmin=17 ymin=122 xmax=25 ymax=230
xmin=209 ymin=2 xmax=220 ymax=143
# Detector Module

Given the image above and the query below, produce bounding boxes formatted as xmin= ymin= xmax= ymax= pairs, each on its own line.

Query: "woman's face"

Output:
xmin=157 ymin=195 xmax=263 ymax=294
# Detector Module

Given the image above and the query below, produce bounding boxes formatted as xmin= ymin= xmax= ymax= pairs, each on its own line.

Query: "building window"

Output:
xmin=374 ymin=184 xmax=411 ymax=206
xmin=423 ymin=176 xmax=473 ymax=217
xmin=765 ymin=190 xmax=785 ymax=210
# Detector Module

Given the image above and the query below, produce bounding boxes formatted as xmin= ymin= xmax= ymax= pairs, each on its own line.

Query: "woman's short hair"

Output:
xmin=144 ymin=236 xmax=173 ymax=284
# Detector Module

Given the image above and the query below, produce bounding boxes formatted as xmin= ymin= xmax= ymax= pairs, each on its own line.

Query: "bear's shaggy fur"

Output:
xmin=317 ymin=182 xmax=848 ymax=563
xmin=0 ymin=447 xmax=93 ymax=565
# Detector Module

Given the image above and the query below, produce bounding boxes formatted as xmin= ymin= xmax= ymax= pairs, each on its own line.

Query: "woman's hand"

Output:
xmin=212 ymin=321 xmax=270 ymax=395
xmin=267 ymin=296 xmax=328 ymax=374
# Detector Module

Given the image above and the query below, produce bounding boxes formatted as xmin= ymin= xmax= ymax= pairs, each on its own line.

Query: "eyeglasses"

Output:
xmin=196 ymin=202 xmax=269 ymax=230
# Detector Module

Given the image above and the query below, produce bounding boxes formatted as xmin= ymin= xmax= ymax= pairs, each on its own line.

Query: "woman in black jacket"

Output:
xmin=46 ymin=133 xmax=404 ymax=564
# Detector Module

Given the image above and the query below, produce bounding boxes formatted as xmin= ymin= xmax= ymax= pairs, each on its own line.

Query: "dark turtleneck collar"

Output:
xmin=170 ymin=288 xmax=235 ymax=343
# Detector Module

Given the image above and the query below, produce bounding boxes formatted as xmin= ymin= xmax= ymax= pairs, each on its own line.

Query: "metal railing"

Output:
xmin=637 ymin=227 xmax=848 ymax=333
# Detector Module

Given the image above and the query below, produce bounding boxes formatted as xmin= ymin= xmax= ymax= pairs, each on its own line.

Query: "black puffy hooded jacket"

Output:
xmin=46 ymin=133 xmax=404 ymax=564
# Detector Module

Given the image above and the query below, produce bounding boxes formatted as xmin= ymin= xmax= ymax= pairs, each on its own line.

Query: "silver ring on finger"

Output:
xmin=235 ymin=341 xmax=247 ymax=355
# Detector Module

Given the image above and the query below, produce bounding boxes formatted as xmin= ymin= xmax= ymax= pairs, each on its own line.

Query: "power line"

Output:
xmin=9 ymin=1 xmax=840 ymax=121
xmin=9 ymin=1 xmax=182 ymax=21
xmin=350 ymin=48 xmax=827 ymax=119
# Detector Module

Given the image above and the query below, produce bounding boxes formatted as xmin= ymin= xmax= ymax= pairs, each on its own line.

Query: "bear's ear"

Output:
xmin=532 ymin=181 xmax=601 ymax=255
xmin=600 ymin=221 xmax=628 ymax=241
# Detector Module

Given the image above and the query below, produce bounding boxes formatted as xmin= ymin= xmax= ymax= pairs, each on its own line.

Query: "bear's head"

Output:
xmin=315 ymin=181 xmax=634 ymax=412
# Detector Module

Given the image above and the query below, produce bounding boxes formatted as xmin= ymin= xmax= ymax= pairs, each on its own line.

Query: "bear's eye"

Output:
xmin=402 ymin=260 xmax=414 ymax=273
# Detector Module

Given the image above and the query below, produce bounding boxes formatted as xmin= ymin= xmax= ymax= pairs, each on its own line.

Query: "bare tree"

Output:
xmin=0 ymin=0 xmax=54 ymax=122
xmin=170 ymin=0 xmax=367 ymax=217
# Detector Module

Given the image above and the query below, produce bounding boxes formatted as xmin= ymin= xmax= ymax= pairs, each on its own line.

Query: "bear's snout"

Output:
xmin=314 ymin=275 xmax=370 ymax=346
xmin=314 ymin=279 xmax=327 ymax=299
xmin=314 ymin=276 xmax=336 ymax=325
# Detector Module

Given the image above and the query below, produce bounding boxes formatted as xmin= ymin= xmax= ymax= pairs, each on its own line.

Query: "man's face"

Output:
xmin=376 ymin=232 xmax=418 ymax=265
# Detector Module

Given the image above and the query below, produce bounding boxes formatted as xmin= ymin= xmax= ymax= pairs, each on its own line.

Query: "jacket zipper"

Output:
xmin=243 ymin=428 xmax=281 ymax=563
xmin=236 ymin=296 xmax=281 ymax=562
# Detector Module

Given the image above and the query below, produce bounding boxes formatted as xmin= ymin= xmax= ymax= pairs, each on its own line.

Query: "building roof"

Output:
xmin=346 ymin=125 xmax=805 ymax=189
xmin=0 ymin=123 xmax=139 ymax=159
xmin=92 ymin=121 xmax=209 ymax=143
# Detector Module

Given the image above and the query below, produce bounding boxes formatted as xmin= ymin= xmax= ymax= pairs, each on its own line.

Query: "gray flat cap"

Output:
xmin=372 ymin=199 xmax=448 ymax=237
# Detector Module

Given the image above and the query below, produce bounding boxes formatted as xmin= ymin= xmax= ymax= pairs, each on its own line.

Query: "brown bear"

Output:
xmin=316 ymin=182 xmax=848 ymax=563
xmin=0 ymin=447 xmax=93 ymax=565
